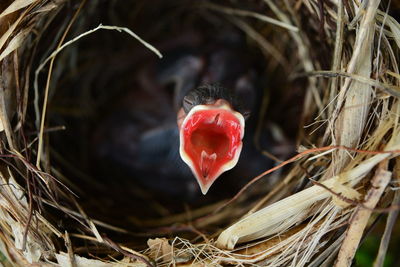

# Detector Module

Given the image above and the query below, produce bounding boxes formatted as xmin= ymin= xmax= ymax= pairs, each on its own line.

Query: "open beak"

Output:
xmin=179 ymin=102 xmax=245 ymax=194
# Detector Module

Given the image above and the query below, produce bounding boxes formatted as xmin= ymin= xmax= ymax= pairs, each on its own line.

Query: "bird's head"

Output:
xmin=177 ymin=85 xmax=246 ymax=195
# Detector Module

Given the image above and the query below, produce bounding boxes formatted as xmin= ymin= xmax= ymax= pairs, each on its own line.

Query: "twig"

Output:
xmin=21 ymin=172 xmax=34 ymax=251
xmin=228 ymin=17 xmax=288 ymax=67
xmin=71 ymin=197 xmax=103 ymax=243
xmin=298 ymin=70 xmax=400 ymax=99
xmin=64 ymin=231 xmax=77 ymax=267
xmin=103 ymin=236 xmax=154 ymax=267
xmin=326 ymin=0 xmax=344 ymax=120
xmin=0 ymin=153 xmax=77 ymax=197
xmin=317 ymin=0 xmax=326 ymax=40
xmin=373 ymin=189 xmax=400 ymax=267
xmin=203 ymin=2 xmax=299 ymax=32
xmin=36 ymin=0 xmax=87 ymax=168
xmin=334 ymin=162 xmax=392 ymax=267
xmin=0 ymin=75 xmax=16 ymax=150
xmin=38 ymin=197 xmax=131 ymax=235
xmin=373 ymin=158 xmax=400 ymax=267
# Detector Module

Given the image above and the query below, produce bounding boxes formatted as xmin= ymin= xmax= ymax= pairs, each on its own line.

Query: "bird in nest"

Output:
xmin=92 ymin=32 xmax=277 ymax=200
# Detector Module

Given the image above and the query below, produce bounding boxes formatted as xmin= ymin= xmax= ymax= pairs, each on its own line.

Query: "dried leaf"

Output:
xmin=0 ymin=0 xmax=38 ymax=19
xmin=333 ymin=0 xmax=378 ymax=171
xmin=0 ymin=12 xmax=24 ymax=52
xmin=0 ymin=28 xmax=31 ymax=61
xmin=56 ymin=252 xmax=112 ymax=267
xmin=32 ymin=2 xmax=59 ymax=14
xmin=147 ymin=238 xmax=173 ymax=263
xmin=11 ymin=221 xmax=42 ymax=263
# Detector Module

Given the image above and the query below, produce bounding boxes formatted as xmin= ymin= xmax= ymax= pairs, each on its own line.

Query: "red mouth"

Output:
xmin=179 ymin=105 xmax=244 ymax=194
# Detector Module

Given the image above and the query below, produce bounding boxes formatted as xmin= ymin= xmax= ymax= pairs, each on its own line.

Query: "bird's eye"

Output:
xmin=183 ymin=95 xmax=195 ymax=113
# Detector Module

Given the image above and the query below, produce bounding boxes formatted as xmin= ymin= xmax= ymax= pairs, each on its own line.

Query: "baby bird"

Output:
xmin=92 ymin=32 xmax=270 ymax=199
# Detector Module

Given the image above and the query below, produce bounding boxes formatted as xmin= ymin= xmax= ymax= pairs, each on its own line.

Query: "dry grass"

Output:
xmin=0 ymin=0 xmax=399 ymax=266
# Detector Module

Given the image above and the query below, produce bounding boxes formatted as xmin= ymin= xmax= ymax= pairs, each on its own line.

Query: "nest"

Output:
xmin=1 ymin=0 xmax=400 ymax=266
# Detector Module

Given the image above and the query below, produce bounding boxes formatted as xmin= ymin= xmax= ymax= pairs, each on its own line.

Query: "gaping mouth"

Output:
xmin=179 ymin=104 xmax=245 ymax=194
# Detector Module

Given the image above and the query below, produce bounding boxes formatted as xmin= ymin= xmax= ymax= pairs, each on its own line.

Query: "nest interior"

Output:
xmin=41 ymin=0 xmax=303 ymax=234
xmin=0 ymin=0 xmax=400 ymax=266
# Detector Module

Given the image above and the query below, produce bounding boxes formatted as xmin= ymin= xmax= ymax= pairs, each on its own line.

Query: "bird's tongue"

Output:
xmin=200 ymin=150 xmax=217 ymax=178
xmin=179 ymin=105 xmax=244 ymax=194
